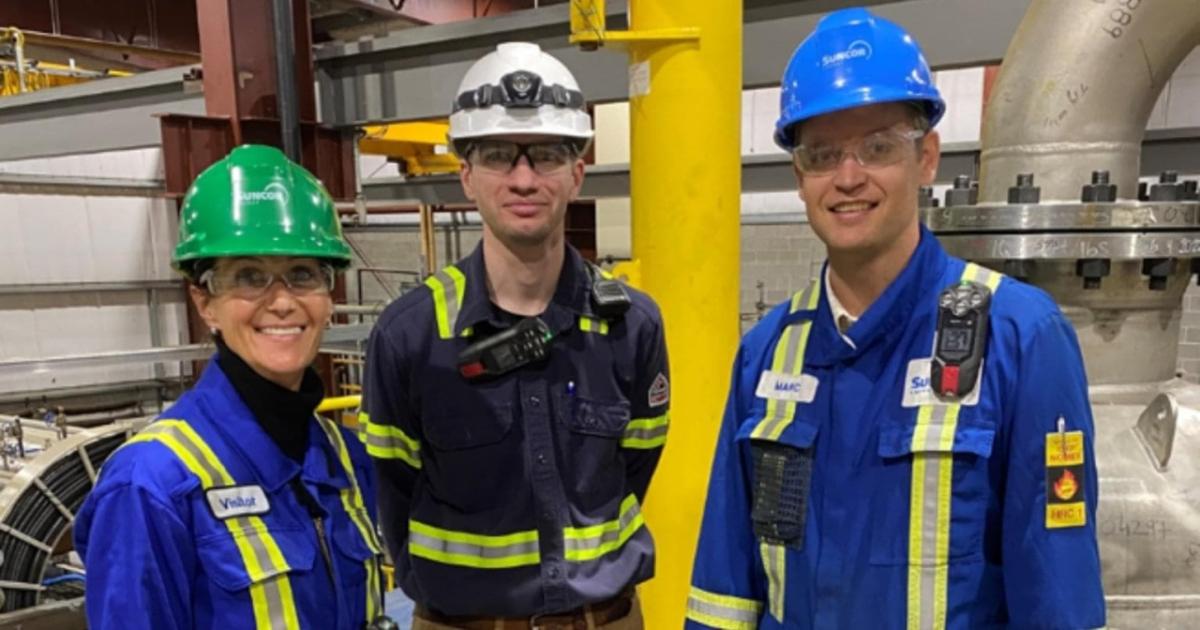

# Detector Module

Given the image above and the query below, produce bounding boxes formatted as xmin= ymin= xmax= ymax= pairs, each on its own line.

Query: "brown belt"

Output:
xmin=415 ymin=590 xmax=635 ymax=630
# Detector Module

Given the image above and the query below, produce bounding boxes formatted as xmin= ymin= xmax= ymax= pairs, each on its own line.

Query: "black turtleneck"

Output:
xmin=216 ymin=338 xmax=324 ymax=463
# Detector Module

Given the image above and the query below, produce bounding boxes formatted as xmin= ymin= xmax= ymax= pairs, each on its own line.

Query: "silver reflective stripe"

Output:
xmin=752 ymin=282 xmax=818 ymax=440
xmin=966 ymin=263 xmax=1002 ymax=291
xmin=622 ymin=424 xmax=668 ymax=445
xmin=263 ymin=578 xmax=289 ymax=629
xmin=917 ymin=404 xmax=951 ymax=627
xmin=408 ymin=529 xmax=540 ymax=565
xmin=315 ymin=417 xmax=386 ymax=619
xmin=621 ymin=414 xmax=669 ymax=449
xmin=361 ymin=415 xmax=421 ymax=469
xmin=753 ymin=322 xmax=805 ymax=440
xmin=685 ymin=588 xmax=762 ymax=629
xmin=434 ymin=268 xmax=462 ymax=332
xmin=133 ymin=421 xmax=298 ymax=630
xmin=140 ymin=424 xmax=290 ymax=580
xmin=563 ymin=496 xmax=644 ymax=560
xmin=760 ymin=542 xmax=786 ymax=622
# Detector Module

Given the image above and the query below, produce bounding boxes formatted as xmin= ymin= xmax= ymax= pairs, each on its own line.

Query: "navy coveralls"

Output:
xmin=363 ymin=244 xmax=670 ymax=616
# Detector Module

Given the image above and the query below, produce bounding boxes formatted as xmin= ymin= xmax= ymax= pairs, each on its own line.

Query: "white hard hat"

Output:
xmin=448 ymin=42 xmax=593 ymax=154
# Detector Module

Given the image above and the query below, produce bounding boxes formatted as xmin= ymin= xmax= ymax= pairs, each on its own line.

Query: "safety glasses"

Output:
xmin=200 ymin=260 xmax=335 ymax=300
xmin=793 ymin=127 xmax=926 ymax=174
xmin=467 ymin=140 xmax=579 ymax=175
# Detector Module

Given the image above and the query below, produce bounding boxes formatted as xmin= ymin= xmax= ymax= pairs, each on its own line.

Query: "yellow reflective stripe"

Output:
xmin=361 ymin=414 xmax=421 ymax=469
xmin=424 ymin=264 xmax=467 ymax=340
xmin=621 ymin=413 xmax=669 ymax=449
xmin=563 ymin=494 xmax=645 ymax=562
xmin=364 ymin=558 xmax=381 ymax=620
xmin=579 ymin=316 xmax=610 ymax=335
xmin=906 ymin=404 xmax=961 ymax=630
xmin=408 ymin=520 xmax=541 ymax=569
xmin=933 ymin=406 xmax=959 ymax=627
xmin=751 ymin=281 xmax=820 ymax=441
xmin=908 ymin=263 xmax=987 ymax=630
xmin=759 ymin=542 xmax=786 ymax=622
xmin=315 ymin=417 xmax=383 ymax=551
xmin=445 ymin=265 xmax=466 ymax=302
xmin=314 ymin=418 xmax=386 ymax=621
xmin=685 ymin=587 xmax=762 ymax=629
xmin=962 ymin=262 xmax=1003 ymax=292
xmin=424 ymin=273 xmax=452 ymax=340
xmin=131 ymin=421 xmax=300 ymax=630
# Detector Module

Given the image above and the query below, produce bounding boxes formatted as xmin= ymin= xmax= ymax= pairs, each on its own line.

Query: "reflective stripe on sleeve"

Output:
xmin=563 ymin=494 xmax=645 ymax=563
xmin=621 ymin=413 xmax=669 ymax=449
xmin=685 ymin=586 xmax=763 ymax=629
xmin=360 ymin=413 xmax=421 ymax=469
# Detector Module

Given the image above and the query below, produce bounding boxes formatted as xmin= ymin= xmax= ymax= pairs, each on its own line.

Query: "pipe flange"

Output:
xmin=922 ymin=201 xmax=1200 ymax=233
xmin=936 ymin=232 xmax=1200 ymax=261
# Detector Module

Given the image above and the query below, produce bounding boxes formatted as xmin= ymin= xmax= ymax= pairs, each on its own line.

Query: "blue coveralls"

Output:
xmin=687 ymin=228 xmax=1105 ymax=629
xmin=75 ymin=358 xmax=385 ymax=630
xmin=362 ymin=243 xmax=670 ymax=616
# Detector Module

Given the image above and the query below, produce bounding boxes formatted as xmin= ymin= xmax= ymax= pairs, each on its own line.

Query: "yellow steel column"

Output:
xmin=574 ymin=0 xmax=742 ymax=624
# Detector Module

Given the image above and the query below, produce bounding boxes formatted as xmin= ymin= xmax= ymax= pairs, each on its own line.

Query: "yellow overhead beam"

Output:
xmin=359 ymin=122 xmax=461 ymax=176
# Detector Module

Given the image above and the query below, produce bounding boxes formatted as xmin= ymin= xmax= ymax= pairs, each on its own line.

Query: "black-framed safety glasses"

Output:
xmin=466 ymin=140 xmax=579 ymax=175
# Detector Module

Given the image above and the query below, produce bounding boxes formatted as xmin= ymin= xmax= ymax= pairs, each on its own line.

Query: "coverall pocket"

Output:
xmin=566 ymin=397 xmax=631 ymax=497
xmin=870 ymin=420 xmax=995 ymax=565
xmin=735 ymin=420 xmax=818 ymax=551
xmin=196 ymin=527 xmax=316 ymax=591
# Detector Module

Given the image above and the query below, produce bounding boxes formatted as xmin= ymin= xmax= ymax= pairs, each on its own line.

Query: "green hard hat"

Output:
xmin=172 ymin=144 xmax=352 ymax=275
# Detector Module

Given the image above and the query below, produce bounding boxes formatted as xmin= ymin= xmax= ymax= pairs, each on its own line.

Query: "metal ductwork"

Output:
xmin=978 ymin=0 xmax=1200 ymax=204
xmin=926 ymin=0 xmax=1200 ymax=625
xmin=929 ymin=0 xmax=1200 ymax=385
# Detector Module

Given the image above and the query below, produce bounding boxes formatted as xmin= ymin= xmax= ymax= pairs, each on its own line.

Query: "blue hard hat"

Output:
xmin=774 ymin=7 xmax=945 ymax=151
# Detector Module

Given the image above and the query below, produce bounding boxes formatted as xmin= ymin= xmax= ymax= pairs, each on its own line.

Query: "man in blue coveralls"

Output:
xmin=686 ymin=8 xmax=1105 ymax=629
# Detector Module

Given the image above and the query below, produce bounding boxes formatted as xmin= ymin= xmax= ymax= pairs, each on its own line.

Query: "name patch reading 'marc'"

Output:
xmin=755 ymin=371 xmax=819 ymax=404
xmin=206 ymin=485 xmax=271 ymax=519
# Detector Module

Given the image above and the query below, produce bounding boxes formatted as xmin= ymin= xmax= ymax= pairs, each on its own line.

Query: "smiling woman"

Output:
xmin=73 ymin=144 xmax=394 ymax=630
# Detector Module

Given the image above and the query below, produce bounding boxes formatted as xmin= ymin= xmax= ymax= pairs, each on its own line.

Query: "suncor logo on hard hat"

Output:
xmin=239 ymin=182 xmax=290 ymax=204
xmin=821 ymin=40 xmax=872 ymax=67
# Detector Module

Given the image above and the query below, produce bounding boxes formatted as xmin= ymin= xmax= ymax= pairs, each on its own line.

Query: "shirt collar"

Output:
xmin=824 ymin=265 xmax=858 ymax=348
xmin=454 ymin=242 xmax=595 ymax=336
xmin=804 ymin=226 xmax=949 ymax=367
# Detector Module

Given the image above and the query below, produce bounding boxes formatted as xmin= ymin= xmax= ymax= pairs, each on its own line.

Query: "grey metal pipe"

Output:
xmin=271 ymin=0 xmax=302 ymax=161
xmin=979 ymin=0 xmax=1200 ymax=203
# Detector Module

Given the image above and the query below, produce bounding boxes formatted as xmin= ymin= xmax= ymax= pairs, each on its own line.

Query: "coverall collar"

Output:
xmin=803 ymin=225 xmax=950 ymax=368
xmin=454 ymin=240 xmax=595 ymax=336
xmin=196 ymin=358 xmax=352 ymax=493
